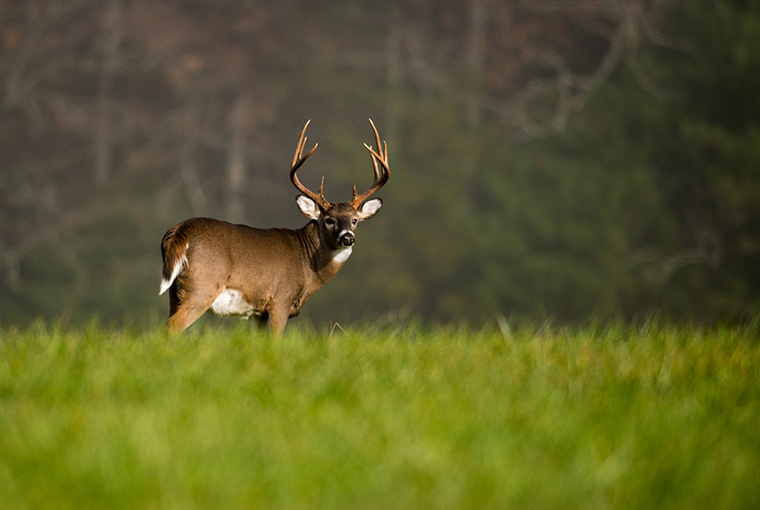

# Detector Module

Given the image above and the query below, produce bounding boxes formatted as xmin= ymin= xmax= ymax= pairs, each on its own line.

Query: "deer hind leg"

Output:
xmin=169 ymin=284 xmax=180 ymax=316
xmin=166 ymin=284 xmax=223 ymax=333
xmin=254 ymin=312 xmax=269 ymax=332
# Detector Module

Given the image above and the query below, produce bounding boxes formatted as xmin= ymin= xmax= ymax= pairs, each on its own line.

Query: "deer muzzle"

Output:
xmin=339 ymin=231 xmax=355 ymax=247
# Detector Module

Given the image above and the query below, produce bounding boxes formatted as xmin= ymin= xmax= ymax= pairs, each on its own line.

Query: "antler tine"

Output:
xmin=291 ymin=120 xmax=317 ymax=170
xmin=370 ymin=118 xmax=383 ymax=159
xmin=290 ymin=120 xmax=330 ymax=209
xmin=364 ymin=145 xmax=380 ymax=180
xmin=352 ymin=119 xmax=390 ymax=208
xmin=367 ymin=118 xmax=386 ymax=180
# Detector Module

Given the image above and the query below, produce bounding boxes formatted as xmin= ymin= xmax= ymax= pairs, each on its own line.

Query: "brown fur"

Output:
xmin=160 ymin=220 xmax=195 ymax=283
xmin=160 ymin=120 xmax=389 ymax=336
xmin=159 ymin=209 xmax=369 ymax=336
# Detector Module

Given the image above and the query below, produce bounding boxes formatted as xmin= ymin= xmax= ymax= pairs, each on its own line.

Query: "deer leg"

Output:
xmin=267 ymin=306 xmax=290 ymax=337
xmin=255 ymin=312 xmax=269 ymax=332
xmin=169 ymin=284 xmax=180 ymax=316
xmin=166 ymin=288 xmax=223 ymax=333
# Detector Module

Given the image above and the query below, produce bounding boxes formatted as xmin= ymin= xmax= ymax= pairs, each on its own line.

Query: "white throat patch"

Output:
xmin=332 ymin=246 xmax=353 ymax=264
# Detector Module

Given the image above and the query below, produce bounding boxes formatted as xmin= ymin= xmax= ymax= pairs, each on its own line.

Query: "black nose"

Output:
xmin=339 ymin=232 xmax=355 ymax=246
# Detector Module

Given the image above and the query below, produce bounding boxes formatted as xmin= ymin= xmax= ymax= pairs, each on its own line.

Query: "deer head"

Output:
xmin=290 ymin=119 xmax=390 ymax=252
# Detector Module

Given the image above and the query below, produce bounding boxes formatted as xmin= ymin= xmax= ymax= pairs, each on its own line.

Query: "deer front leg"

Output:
xmin=267 ymin=305 xmax=290 ymax=337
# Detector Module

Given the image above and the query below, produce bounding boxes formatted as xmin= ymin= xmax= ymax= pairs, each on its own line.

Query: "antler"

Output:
xmin=351 ymin=118 xmax=390 ymax=208
xmin=290 ymin=120 xmax=331 ymax=210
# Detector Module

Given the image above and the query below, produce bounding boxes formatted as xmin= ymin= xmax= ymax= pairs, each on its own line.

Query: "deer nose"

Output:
xmin=339 ymin=232 xmax=355 ymax=247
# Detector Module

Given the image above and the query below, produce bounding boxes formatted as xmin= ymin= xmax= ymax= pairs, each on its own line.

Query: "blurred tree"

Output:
xmin=1 ymin=0 xmax=757 ymax=328
xmin=303 ymin=0 xmax=686 ymax=324
xmin=619 ymin=0 xmax=760 ymax=320
xmin=94 ymin=0 xmax=123 ymax=187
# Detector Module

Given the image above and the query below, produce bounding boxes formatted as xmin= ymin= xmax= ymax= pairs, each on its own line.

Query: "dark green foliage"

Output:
xmin=1 ymin=0 xmax=759 ymax=328
xmin=279 ymin=0 xmax=760 ymax=326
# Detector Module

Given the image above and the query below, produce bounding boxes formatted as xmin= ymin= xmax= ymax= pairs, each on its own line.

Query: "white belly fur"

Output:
xmin=209 ymin=288 xmax=254 ymax=318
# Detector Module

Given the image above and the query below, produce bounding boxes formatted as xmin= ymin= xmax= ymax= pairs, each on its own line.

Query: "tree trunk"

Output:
xmin=462 ymin=0 xmax=487 ymax=209
xmin=466 ymin=0 xmax=487 ymax=129
xmin=226 ymin=95 xmax=249 ymax=224
xmin=385 ymin=8 xmax=402 ymax=152
xmin=95 ymin=0 xmax=123 ymax=187
xmin=180 ymin=96 xmax=207 ymax=216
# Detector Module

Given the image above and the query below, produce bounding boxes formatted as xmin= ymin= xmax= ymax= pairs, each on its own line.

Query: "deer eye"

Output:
xmin=325 ymin=218 xmax=335 ymax=226
xmin=352 ymin=218 xmax=357 ymax=225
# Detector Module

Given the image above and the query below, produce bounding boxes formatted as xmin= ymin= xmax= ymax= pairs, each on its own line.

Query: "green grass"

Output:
xmin=0 ymin=320 xmax=758 ymax=509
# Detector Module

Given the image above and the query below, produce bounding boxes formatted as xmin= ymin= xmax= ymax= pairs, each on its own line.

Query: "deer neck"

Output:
xmin=296 ymin=221 xmax=350 ymax=280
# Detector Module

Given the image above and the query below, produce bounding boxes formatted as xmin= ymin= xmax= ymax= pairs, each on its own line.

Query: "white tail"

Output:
xmin=159 ymin=243 xmax=187 ymax=295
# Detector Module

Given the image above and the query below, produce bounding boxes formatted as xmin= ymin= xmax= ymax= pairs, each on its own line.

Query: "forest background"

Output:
xmin=1 ymin=0 xmax=758 ymax=328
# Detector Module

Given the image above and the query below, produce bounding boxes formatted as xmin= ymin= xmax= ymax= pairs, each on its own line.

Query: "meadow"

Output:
xmin=0 ymin=319 xmax=758 ymax=509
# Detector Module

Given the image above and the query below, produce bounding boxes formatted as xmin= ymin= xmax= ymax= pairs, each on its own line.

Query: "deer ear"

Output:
xmin=296 ymin=195 xmax=321 ymax=220
xmin=356 ymin=198 xmax=382 ymax=221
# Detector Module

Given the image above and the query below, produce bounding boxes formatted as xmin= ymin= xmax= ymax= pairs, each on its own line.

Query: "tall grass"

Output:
xmin=0 ymin=320 xmax=758 ymax=509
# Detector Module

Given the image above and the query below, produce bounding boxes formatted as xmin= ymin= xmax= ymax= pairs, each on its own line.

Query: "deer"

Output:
xmin=158 ymin=119 xmax=390 ymax=336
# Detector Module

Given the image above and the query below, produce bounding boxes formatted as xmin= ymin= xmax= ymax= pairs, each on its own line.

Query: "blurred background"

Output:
xmin=1 ymin=0 xmax=758 ymax=328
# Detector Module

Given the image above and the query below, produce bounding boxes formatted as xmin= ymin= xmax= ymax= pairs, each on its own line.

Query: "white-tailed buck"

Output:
xmin=159 ymin=119 xmax=389 ymax=336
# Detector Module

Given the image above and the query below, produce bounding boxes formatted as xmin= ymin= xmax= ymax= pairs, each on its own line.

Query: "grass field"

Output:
xmin=0 ymin=319 xmax=758 ymax=509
